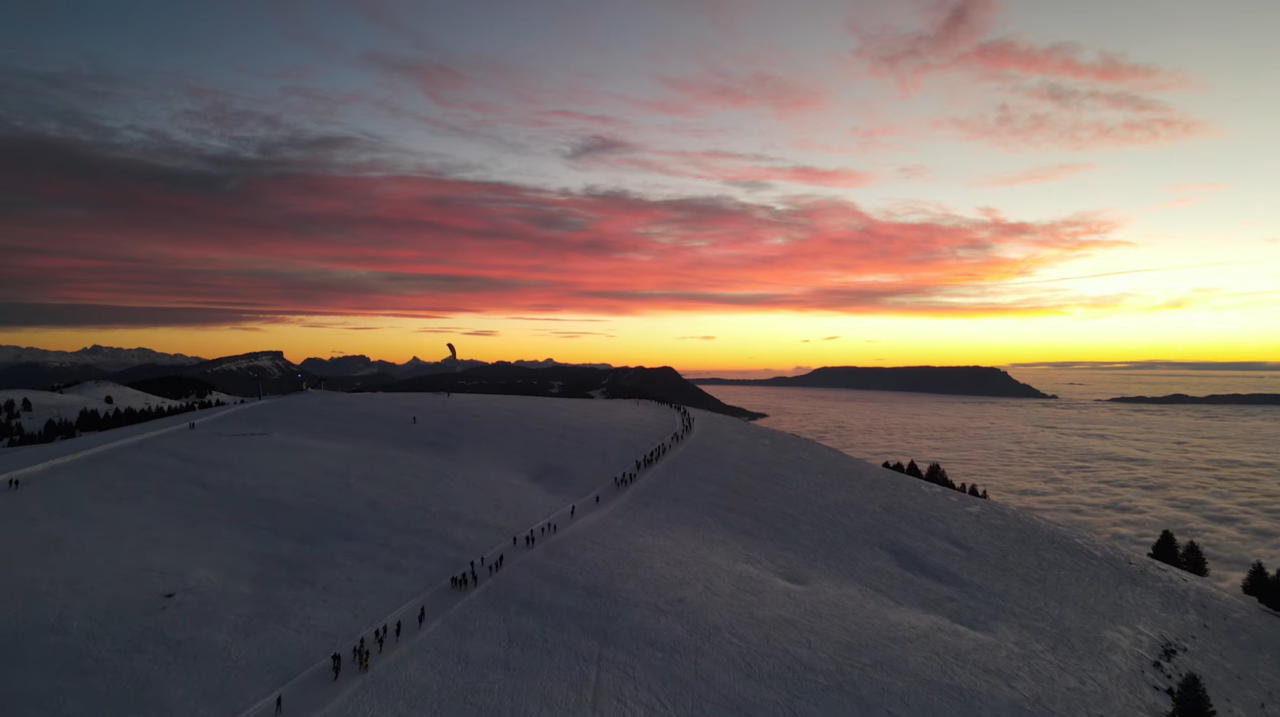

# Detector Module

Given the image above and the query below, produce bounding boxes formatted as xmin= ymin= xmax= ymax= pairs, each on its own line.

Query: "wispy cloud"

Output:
xmin=979 ymin=162 xmax=1096 ymax=188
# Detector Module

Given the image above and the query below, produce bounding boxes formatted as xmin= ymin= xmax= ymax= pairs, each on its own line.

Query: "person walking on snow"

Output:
xmin=418 ymin=605 xmax=425 ymax=628
xmin=275 ymin=694 xmax=282 ymax=714
xmin=571 ymin=504 xmax=575 ymax=518
xmin=395 ymin=620 xmax=401 ymax=642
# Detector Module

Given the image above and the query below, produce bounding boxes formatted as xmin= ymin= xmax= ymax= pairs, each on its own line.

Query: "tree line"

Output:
xmin=1147 ymin=530 xmax=1210 ymax=577
xmin=1241 ymin=558 xmax=1280 ymax=611
xmin=881 ymin=459 xmax=989 ymax=499
xmin=2 ymin=397 xmax=234 ymax=448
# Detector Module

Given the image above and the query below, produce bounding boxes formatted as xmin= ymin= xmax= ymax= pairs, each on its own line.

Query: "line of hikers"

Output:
xmin=309 ymin=401 xmax=693 ymax=693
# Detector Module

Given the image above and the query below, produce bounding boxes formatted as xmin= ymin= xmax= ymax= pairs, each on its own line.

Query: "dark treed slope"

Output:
xmin=126 ymin=375 xmax=222 ymax=401
xmin=692 ymin=366 xmax=1056 ymax=399
xmin=1105 ymin=393 xmax=1280 ymax=405
xmin=375 ymin=364 xmax=767 ymax=420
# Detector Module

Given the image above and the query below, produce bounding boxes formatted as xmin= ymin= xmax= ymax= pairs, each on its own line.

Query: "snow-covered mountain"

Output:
xmin=2 ymin=393 xmax=1275 ymax=717
xmin=0 ymin=344 xmax=203 ymax=372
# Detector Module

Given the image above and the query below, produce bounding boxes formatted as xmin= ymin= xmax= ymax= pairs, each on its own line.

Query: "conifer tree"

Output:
xmin=1241 ymin=560 xmax=1269 ymax=597
xmin=21 ymin=397 xmax=32 ymax=412
xmin=1166 ymin=672 xmax=1216 ymax=717
xmin=1261 ymin=569 xmax=1280 ymax=611
xmin=1180 ymin=541 xmax=1209 ymax=577
xmin=890 ymin=461 xmax=906 ymax=474
xmin=1148 ymin=530 xmax=1182 ymax=568
xmin=968 ymin=483 xmax=980 ymax=497
xmin=882 ymin=461 xmax=892 ymax=470
xmin=905 ymin=460 xmax=923 ymax=479
xmin=980 ymin=489 xmax=988 ymax=499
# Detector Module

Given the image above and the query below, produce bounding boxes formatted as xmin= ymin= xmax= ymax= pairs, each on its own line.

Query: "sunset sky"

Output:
xmin=2 ymin=0 xmax=1277 ymax=370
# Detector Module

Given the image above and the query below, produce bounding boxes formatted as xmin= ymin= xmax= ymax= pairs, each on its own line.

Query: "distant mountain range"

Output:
xmin=691 ymin=366 xmax=1057 ymax=399
xmin=1105 ymin=393 xmax=1280 ymax=405
xmin=0 ymin=346 xmax=758 ymax=418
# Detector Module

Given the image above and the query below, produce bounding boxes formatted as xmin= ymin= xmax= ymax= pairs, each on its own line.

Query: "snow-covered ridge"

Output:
xmin=2 ymin=393 xmax=1275 ymax=717
xmin=0 ymin=344 xmax=203 ymax=371
xmin=200 ymin=351 xmax=297 ymax=377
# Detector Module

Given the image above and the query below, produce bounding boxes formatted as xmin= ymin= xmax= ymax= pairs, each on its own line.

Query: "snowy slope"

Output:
xmin=0 ymin=393 xmax=679 ymax=716
xmin=1 ymin=394 xmax=1276 ymax=717
xmin=0 ymin=381 xmax=189 ymax=432
xmin=324 ymin=411 xmax=1280 ymax=717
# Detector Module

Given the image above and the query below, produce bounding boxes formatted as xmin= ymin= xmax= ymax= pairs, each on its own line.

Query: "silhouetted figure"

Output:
xmin=418 ymin=605 xmax=425 ymax=628
xmin=395 ymin=620 xmax=401 ymax=642
xmin=553 ymin=524 xmax=556 ymax=533
xmin=596 ymin=495 xmax=599 ymax=503
xmin=275 ymin=694 xmax=282 ymax=714
xmin=413 ymin=416 xmax=416 ymax=424
xmin=571 ymin=504 xmax=575 ymax=517
xmin=514 ymin=536 xmax=517 ymax=546
xmin=480 ymin=556 xmax=484 ymax=567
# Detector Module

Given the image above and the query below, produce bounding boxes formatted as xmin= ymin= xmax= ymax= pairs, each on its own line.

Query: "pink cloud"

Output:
xmin=651 ymin=70 xmax=827 ymax=117
xmin=852 ymin=0 xmax=1202 ymax=151
xmin=950 ymin=104 xmax=1205 ymax=150
xmin=0 ymin=134 xmax=1123 ymax=324
xmin=979 ymin=162 xmax=1097 ymax=187
xmin=567 ymin=142 xmax=874 ymax=189
xmin=959 ymin=39 xmax=1187 ymax=90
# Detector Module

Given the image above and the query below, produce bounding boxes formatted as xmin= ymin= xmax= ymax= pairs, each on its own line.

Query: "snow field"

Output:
xmin=0 ymin=392 xmax=680 ymax=717
xmin=328 ymin=411 xmax=1280 ymax=717
xmin=2 ymin=392 xmax=1277 ymax=717
xmin=236 ymin=401 xmax=693 ymax=717
xmin=0 ymin=380 xmax=237 ymax=436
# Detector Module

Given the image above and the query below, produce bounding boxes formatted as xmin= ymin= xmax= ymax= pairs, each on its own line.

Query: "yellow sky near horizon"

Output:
xmin=6 ymin=304 xmax=1277 ymax=371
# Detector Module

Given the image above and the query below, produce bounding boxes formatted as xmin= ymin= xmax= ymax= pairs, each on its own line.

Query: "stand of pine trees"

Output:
xmin=882 ymin=459 xmax=989 ymax=500
xmin=1240 ymin=559 xmax=1280 ymax=611
xmin=3 ymin=398 xmax=228 ymax=448
xmin=1147 ymin=530 xmax=1211 ymax=577
xmin=1166 ymin=672 xmax=1217 ymax=717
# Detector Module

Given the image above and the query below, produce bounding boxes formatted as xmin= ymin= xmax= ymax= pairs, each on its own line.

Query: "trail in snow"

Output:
xmin=235 ymin=402 xmax=697 ymax=717
xmin=0 ymin=398 xmax=266 ymax=483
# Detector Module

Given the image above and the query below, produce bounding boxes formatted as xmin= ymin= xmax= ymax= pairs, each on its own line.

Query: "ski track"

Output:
xmin=235 ymin=402 xmax=697 ymax=717
xmin=0 ymin=399 xmax=265 ymax=483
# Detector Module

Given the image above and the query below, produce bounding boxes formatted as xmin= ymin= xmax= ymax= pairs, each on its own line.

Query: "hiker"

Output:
xmin=553 ymin=524 xmax=556 ymax=533
xmin=488 ymin=565 xmax=492 ymax=576
xmin=525 ymin=535 xmax=529 ymax=547
xmin=418 ymin=605 xmax=425 ymax=628
xmin=480 ymin=556 xmax=484 ymax=567
xmin=513 ymin=536 xmax=517 ymax=546
xmin=275 ymin=694 xmax=282 ymax=714
xmin=595 ymin=495 xmax=600 ymax=503
xmin=571 ymin=504 xmax=575 ymax=518
xmin=395 ymin=621 xmax=401 ymax=642
xmin=413 ymin=416 xmax=416 ymax=424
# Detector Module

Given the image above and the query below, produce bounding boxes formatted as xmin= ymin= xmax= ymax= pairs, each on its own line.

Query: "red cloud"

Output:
xmin=0 ymin=133 xmax=1122 ymax=326
xmin=979 ymin=163 xmax=1097 ymax=188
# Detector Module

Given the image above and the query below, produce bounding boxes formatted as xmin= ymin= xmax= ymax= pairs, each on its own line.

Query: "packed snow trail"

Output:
xmin=235 ymin=402 xmax=696 ymax=717
xmin=0 ymin=399 xmax=264 ymax=484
